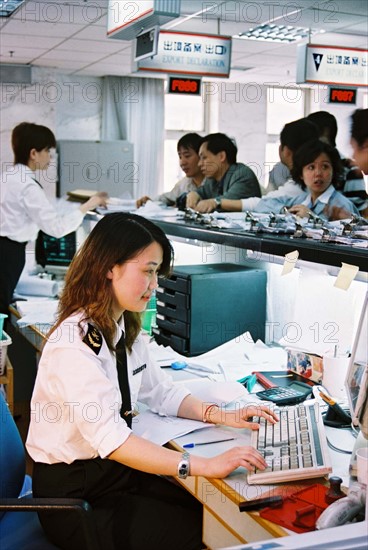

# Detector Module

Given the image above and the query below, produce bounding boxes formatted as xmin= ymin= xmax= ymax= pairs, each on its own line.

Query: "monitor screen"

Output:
xmin=36 ymin=231 xmax=77 ymax=275
xmin=345 ymin=292 xmax=368 ymax=428
xmin=135 ymin=26 xmax=159 ymax=62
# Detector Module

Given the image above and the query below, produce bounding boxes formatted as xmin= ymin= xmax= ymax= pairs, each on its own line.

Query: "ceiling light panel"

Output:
xmin=235 ymin=23 xmax=322 ymax=43
xmin=0 ymin=0 xmax=24 ymax=17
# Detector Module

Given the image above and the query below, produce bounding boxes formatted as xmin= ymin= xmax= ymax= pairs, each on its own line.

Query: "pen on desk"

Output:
xmin=183 ymin=438 xmax=235 ymax=448
xmin=239 ymin=496 xmax=283 ymax=512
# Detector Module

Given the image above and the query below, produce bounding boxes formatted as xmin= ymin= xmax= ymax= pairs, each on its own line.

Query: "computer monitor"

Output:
xmin=345 ymin=291 xmax=368 ymax=437
xmin=35 ymin=231 xmax=77 ymax=277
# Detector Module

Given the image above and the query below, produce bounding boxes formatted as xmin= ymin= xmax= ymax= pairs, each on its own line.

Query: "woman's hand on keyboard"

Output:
xmin=205 ymin=447 xmax=268 ymax=478
xmin=220 ymin=403 xmax=279 ymax=430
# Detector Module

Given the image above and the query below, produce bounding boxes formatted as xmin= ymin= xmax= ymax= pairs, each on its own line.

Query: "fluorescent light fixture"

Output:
xmin=0 ymin=0 xmax=24 ymax=17
xmin=235 ymin=24 xmax=322 ymax=43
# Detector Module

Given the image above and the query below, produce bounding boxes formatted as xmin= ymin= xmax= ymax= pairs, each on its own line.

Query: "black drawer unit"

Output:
xmin=156 ymin=301 xmax=190 ymax=323
xmin=153 ymin=263 xmax=267 ymax=356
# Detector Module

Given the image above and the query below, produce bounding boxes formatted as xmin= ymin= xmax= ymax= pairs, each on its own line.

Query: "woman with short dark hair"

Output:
xmin=0 ymin=122 xmax=107 ymax=315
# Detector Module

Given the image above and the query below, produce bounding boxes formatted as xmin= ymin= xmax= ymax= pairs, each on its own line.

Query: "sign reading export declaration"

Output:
xmin=297 ymin=44 xmax=367 ymax=87
xmin=137 ymin=30 xmax=232 ymax=78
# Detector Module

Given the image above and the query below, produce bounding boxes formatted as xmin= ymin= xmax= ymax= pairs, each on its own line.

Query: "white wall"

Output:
xmin=215 ymin=82 xmax=268 ymax=185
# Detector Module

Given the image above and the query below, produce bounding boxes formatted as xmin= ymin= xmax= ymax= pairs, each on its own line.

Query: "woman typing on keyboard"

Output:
xmin=26 ymin=212 xmax=278 ymax=550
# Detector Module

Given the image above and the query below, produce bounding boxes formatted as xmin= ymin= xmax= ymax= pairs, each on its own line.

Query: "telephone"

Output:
xmin=313 ymin=385 xmax=352 ymax=428
xmin=316 ymin=482 xmax=366 ymax=529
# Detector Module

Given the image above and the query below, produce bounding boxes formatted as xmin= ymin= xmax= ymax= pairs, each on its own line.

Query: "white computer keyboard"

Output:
xmin=247 ymin=400 xmax=332 ymax=484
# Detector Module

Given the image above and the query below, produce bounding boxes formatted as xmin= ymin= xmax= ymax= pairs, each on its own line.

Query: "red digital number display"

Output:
xmin=168 ymin=77 xmax=201 ymax=95
xmin=329 ymin=87 xmax=357 ymax=104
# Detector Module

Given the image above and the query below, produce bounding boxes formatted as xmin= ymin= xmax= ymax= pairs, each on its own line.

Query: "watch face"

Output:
xmin=178 ymin=452 xmax=190 ymax=478
xmin=178 ymin=459 xmax=189 ymax=478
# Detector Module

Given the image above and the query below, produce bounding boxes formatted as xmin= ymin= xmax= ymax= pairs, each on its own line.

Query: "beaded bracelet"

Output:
xmin=203 ymin=403 xmax=219 ymax=423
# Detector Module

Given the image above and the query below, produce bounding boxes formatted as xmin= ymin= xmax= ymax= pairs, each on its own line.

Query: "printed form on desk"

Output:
xmin=132 ymin=410 xmax=216 ymax=445
xmin=132 ymin=375 xmax=257 ymax=446
xmin=147 ymin=331 xmax=288 ymax=383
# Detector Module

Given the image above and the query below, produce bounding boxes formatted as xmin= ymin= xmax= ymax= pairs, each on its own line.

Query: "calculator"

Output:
xmin=256 ymin=381 xmax=313 ymax=405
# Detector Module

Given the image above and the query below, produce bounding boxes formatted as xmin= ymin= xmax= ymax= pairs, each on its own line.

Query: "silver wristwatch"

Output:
xmin=177 ymin=451 xmax=190 ymax=479
xmin=213 ymin=196 xmax=221 ymax=208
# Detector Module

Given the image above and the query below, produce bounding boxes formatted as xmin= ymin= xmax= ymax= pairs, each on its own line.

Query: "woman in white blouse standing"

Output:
xmin=0 ymin=122 xmax=107 ymax=315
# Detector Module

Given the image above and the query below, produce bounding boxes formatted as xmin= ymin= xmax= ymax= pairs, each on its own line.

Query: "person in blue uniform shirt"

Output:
xmin=255 ymin=140 xmax=359 ymax=220
xmin=307 ymin=110 xmax=367 ymax=217
xmin=186 ymin=132 xmax=261 ymax=213
xmin=265 ymin=111 xmax=368 ymax=217
xmin=26 ymin=212 xmax=277 ymax=550
xmin=0 ymin=122 xmax=107 ymax=316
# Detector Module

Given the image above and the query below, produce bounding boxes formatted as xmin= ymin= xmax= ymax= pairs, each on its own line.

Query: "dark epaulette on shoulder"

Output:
xmin=82 ymin=323 xmax=103 ymax=355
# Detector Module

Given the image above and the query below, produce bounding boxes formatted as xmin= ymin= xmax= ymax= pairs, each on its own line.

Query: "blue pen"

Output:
xmin=183 ymin=437 xmax=235 ymax=448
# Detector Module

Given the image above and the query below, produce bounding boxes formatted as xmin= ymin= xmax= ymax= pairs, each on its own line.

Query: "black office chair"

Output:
xmin=0 ymin=392 xmax=98 ymax=550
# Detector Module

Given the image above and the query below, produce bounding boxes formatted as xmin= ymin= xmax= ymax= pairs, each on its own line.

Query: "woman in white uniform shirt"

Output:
xmin=26 ymin=212 xmax=277 ymax=550
xmin=0 ymin=122 xmax=107 ymax=315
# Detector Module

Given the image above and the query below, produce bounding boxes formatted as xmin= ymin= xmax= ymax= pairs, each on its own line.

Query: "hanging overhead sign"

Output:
xmin=296 ymin=44 xmax=367 ymax=87
xmin=107 ymin=0 xmax=180 ymax=41
xmin=137 ymin=31 xmax=232 ymax=78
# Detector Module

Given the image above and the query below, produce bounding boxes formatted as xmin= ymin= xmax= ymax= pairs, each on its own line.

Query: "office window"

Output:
xmin=264 ymin=86 xmax=306 ymax=186
xmin=163 ymin=83 xmax=209 ymax=192
xmin=165 ymin=94 xmax=204 ymax=132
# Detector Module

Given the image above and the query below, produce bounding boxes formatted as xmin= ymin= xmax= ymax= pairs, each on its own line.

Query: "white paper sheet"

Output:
xmin=132 ymin=410 xmax=215 ymax=445
xmin=15 ymin=300 xmax=59 ymax=327
xmin=175 ymin=426 xmax=252 ymax=453
xmin=147 ymin=332 xmax=288 ymax=383
xmin=136 ymin=202 xmax=182 ymax=218
xmin=173 ymin=379 xmax=249 ymax=406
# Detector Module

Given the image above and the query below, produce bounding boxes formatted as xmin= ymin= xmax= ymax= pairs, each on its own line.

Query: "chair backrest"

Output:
xmin=0 ymin=393 xmax=25 ymax=500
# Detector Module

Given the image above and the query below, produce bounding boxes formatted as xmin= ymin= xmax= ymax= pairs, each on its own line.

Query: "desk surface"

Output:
xmin=11 ymin=306 xmax=358 ymax=549
xmin=171 ymin=422 xmax=355 ymax=548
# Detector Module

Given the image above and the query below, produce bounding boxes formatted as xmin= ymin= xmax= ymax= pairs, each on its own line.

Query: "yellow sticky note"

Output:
xmin=281 ymin=250 xmax=299 ymax=275
xmin=334 ymin=263 xmax=359 ymax=290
